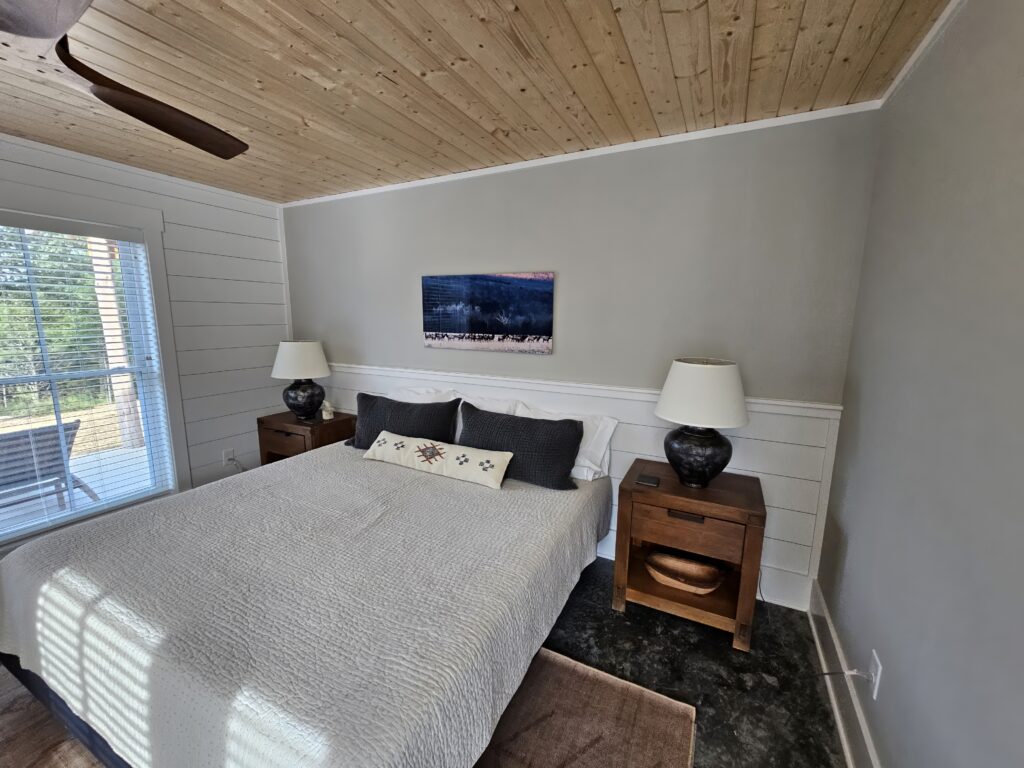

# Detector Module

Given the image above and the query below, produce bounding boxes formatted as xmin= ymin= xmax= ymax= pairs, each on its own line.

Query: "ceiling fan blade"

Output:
xmin=89 ymin=84 xmax=249 ymax=160
xmin=54 ymin=35 xmax=248 ymax=160
xmin=0 ymin=0 xmax=92 ymax=38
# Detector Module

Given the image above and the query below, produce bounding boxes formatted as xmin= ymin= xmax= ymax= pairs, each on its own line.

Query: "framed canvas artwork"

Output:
xmin=421 ymin=272 xmax=554 ymax=354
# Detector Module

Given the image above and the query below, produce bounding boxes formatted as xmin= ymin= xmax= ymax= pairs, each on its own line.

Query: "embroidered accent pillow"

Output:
xmin=363 ymin=431 xmax=513 ymax=489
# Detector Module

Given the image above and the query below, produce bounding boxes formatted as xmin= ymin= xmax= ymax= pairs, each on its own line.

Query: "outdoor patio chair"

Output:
xmin=0 ymin=420 xmax=100 ymax=510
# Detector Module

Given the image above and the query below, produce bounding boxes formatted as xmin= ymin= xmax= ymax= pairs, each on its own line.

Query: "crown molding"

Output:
xmin=283 ymin=102 xmax=883 ymax=209
xmin=881 ymin=0 xmax=969 ymax=103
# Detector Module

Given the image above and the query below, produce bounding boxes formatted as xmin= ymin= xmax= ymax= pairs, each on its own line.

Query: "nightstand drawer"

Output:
xmin=259 ymin=427 xmax=307 ymax=458
xmin=632 ymin=503 xmax=745 ymax=564
xmin=258 ymin=413 xmax=356 ymax=466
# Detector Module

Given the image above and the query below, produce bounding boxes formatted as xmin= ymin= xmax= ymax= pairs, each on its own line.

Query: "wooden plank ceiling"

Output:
xmin=0 ymin=0 xmax=951 ymax=203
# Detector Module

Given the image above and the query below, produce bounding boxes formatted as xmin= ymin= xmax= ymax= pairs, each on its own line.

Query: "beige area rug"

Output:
xmin=476 ymin=649 xmax=695 ymax=768
xmin=1 ymin=651 xmax=695 ymax=768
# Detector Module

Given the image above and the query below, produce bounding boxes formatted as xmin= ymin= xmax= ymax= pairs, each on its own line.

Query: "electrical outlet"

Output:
xmin=221 ymin=448 xmax=234 ymax=467
xmin=869 ymin=649 xmax=883 ymax=700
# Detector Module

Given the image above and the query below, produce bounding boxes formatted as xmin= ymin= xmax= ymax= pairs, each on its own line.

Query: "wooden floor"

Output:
xmin=0 ymin=668 xmax=100 ymax=768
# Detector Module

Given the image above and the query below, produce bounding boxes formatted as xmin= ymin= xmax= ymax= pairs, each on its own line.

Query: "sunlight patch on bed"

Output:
xmin=35 ymin=568 xmax=164 ymax=768
xmin=226 ymin=686 xmax=331 ymax=768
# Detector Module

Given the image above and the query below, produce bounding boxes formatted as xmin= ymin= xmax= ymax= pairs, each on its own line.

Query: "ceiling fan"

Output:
xmin=0 ymin=0 xmax=248 ymax=159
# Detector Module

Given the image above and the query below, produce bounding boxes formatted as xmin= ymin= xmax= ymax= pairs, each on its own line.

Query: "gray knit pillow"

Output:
xmin=458 ymin=402 xmax=582 ymax=490
xmin=352 ymin=393 xmax=460 ymax=449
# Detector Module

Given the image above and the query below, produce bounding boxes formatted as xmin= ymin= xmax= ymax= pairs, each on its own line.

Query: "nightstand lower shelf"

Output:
xmin=624 ymin=546 xmax=739 ymax=634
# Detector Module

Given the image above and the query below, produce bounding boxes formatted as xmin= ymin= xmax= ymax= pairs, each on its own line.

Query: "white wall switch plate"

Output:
xmin=869 ymin=649 xmax=883 ymax=700
xmin=221 ymin=448 xmax=234 ymax=466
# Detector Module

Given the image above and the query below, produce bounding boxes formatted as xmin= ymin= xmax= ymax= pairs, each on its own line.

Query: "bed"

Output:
xmin=0 ymin=442 xmax=611 ymax=768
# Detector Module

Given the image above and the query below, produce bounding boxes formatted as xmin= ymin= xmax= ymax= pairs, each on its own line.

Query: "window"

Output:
xmin=0 ymin=220 xmax=175 ymax=543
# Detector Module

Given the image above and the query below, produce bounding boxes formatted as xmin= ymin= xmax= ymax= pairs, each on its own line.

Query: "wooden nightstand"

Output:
xmin=613 ymin=459 xmax=766 ymax=651
xmin=257 ymin=411 xmax=356 ymax=465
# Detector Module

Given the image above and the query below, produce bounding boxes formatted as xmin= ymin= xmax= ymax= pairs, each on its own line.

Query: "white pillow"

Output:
xmin=386 ymin=386 xmax=458 ymax=403
xmin=460 ymin=393 xmax=519 ymax=416
xmin=513 ymin=402 xmax=617 ymax=481
xmin=363 ymin=431 xmax=512 ymax=489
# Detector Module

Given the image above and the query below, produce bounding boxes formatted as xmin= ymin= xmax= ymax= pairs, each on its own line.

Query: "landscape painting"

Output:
xmin=422 ymin=272 xmax=554 ymax=354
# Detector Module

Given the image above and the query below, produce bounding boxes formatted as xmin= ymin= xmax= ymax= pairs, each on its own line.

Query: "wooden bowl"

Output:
xmin=645 ymin=551 xmax=724 ymax=595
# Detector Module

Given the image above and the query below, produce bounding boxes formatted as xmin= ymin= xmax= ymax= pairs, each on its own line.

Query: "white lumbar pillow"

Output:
xmin=513 ymin=402 xmax=618 ymax=480
xmin=363 ymin=431 xmax=513 ymax=489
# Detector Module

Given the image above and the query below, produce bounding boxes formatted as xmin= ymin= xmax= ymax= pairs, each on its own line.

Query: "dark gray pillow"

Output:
xmin=352 ymin=393 xmax=460 ymax=449
xmin=458 ymin=402 xmax=582 ymax=490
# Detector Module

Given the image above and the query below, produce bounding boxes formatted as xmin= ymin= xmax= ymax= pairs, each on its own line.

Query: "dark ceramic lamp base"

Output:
xmin=664 ymin=426 xmax=733 ymax=488
xmin=282 ymin=379 xmax=325 ymax=421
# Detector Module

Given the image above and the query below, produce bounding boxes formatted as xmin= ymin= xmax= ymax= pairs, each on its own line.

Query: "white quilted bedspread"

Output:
xmin=0 ymin=444 xmax=611 ymax=768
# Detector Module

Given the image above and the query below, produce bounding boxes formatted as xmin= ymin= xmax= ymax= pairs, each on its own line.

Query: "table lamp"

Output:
xmin=654 ymin=358 xmax=749 ymax=488
xmin=271 ymin=341 xmax=330 ymax=420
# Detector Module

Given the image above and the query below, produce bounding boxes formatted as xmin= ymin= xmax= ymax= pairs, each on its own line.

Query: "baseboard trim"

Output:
xmin=809 ymin=581 xmax=882 ymax=768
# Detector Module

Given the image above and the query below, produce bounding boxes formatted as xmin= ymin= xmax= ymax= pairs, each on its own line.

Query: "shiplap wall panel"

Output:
xmin=611 ymin=424 xmax=825 ymax=480
xmin=325 ymin=363 xmax=841 ymax=610
xmin=0 ymin=141 xmax=279 ymax=235
xmin=174 ymin=324 xmax=289 ymax=351
xmin=179 ymin=367 xmax=277 ymax=400
xmin=184 ymin=407 xmax=282 ymax=447
xmin=187 ymin=431 xmax=261 ymax=469
xmin=162 ymin=223 xmax=282 ymax=261
xmin=175 ymin=346 xmax=279 ymax=376
xmin=182 ymin=386 xmax=283 ymax=424
xmin=0 ymin=136 xmax=286 ymax=489
xmin=170 ymin=302 xmax=287 ymax=327
xmin=761 ymin=539 xmax=813 ymax=574
xmin=729 ymin=471 xmax=822 ymax=515
xmin=165 ymin=250 xmax=284 ymax=283
xmin=724 ymin=410 xmax=829 ymax=447
xmin=189 ymin=450 xmax=261 ymax=486
xmin=764 ymin=506 xmax=817 ymax=546
xmin=167 ymin=275 xmax=286 ymax=304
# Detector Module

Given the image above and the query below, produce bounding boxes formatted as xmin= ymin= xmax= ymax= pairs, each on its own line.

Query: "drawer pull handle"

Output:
xmin=667 ymin=509 xmax=705 ymax=524
xmin=270 ymin=429 xmax=296 ymax=437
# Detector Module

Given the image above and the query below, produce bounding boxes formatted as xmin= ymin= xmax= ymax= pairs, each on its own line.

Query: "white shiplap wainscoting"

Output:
xmin=326 ymin=363 xmax=841 ymax=611
xmin=0 ymin=136 xmax=288 ymax=488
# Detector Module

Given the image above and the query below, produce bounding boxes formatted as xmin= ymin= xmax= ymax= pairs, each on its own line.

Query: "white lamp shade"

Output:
xmin=654 ymin=357 xmax=749 ymax=429
xmin=271 ymin=341 xmax=330 ymax=380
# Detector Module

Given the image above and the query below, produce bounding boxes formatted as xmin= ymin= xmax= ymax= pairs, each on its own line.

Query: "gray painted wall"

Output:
xmin=820 ymin=2 xmax=1024 ymax=766
xmin=284 ymin=113 xmax=879 ymax=403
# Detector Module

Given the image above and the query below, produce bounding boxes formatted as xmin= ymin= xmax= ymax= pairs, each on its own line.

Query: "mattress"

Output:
xmin=0 ymin=443 xmax=611 ymax=768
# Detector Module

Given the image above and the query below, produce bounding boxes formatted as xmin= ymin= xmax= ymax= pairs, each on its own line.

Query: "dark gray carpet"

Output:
xmin=544 ymin=558 xmax=845 ymax=768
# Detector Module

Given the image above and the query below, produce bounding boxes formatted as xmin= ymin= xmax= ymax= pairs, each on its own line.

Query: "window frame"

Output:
xmin=0 ymin=184 xmax=192 ymax=521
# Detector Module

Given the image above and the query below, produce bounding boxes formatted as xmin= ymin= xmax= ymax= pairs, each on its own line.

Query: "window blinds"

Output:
xmin=0 ymin=223 xmax=175 ymax=543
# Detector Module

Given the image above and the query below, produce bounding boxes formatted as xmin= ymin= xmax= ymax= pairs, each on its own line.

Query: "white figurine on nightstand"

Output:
xmin=321 ymin=400 xmax=335 ymax=420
